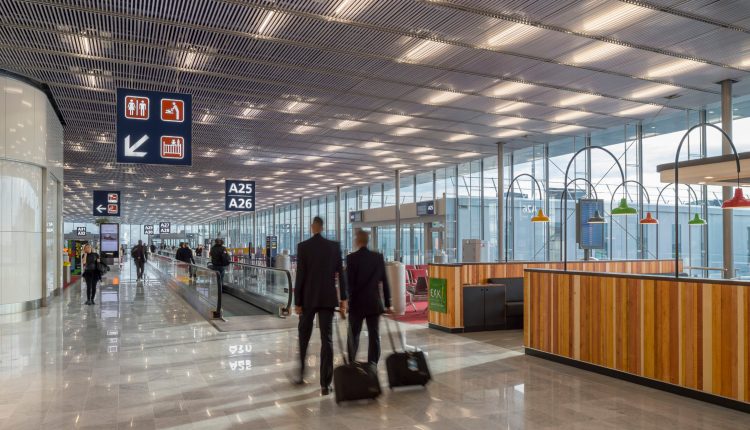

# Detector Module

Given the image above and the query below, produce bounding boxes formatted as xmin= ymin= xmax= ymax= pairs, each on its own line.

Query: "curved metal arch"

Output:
xmin=562 ymin=145 xmax=627 ymax=270
xmin=673 ymin=122 xmax=741 ymax=278
xmin=504 ymin=173 xmax=546 ymax=262
xmin=654 ymin=182 xmax=701 ymax=261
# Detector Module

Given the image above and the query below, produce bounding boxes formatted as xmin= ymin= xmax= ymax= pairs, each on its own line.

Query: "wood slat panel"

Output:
xmin=525 ymin=270 xmax=750 ymax=406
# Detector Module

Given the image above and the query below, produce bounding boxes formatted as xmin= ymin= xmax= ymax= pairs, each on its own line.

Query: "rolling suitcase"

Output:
xmin=384 ymin=317 xmax=431 ymax=389
xmin=332 ymin=315 xmax=382 ymax=404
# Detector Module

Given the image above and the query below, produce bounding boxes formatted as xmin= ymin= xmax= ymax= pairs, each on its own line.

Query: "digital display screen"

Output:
xmin=417 ymin=200 xmax=435 ymax=216
xmin=577 ymin=199 xmax=605 ymax=250
xmin=349 ymin=211 xmax=362 ymax=222
xmin=100 ymin=223 xmax=119 ymax=252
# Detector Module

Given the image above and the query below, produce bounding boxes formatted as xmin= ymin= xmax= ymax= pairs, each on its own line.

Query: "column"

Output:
xmin=335 ymin=186 xmax=341 ymax=243
xmin=720 ymin=79 xmax=735 ymax=279
xmin=299 ymin=196 xmax=304 ymax=242
xmin=395 ymin=169 xmax=401 ymax=262
xmin=498 ymin=143 xmax=505 ymax=261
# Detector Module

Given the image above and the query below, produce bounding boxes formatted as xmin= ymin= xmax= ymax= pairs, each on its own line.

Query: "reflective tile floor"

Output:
xmin=0 ymin=261 xmax=748 ymax=429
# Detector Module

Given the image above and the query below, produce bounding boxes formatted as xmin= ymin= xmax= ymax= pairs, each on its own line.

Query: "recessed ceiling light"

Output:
xmin=383 ymin=157 xmax=401 ymax=163
xmin=549 ymin=125 xmax=585 ymax=134
xmin=291 ymin=125 xmax=317 ymax=134
xmin=318 ymin=162 xmax=333 ymax=167
xmin=392 ymin=164 xmax=408 ymax=169
xmin=401 ymin=39 xmax=448 ymax=62
xmin=392 ymin=127 xmax=420 ymax=136
xmin=495 ymin=117 xmax=527 ymax=127
xmin=485 ymin=23 xmax=543 ymax=47
xmin=358 ymin=165 xmax=375 ymax=170
xmin=581 ymin=3 xmax=652 ymax=33
xmin=285 ymin=100 xmax=310 ymax=113
xmin=418 ymin=154 xmax=439 ymax=160
xmin=425 ymin=161 xmax=444 ymax=166
xmin=494 ymin=129 xmax=526 ymax=138
xmin=618 ymin=104 xmax=661 ymax=116
xmin=336 ymin=120 xmax=361 ymax=129
xmin=324 ymin=145 xmax=344 ymax=152
xmin=554 ymin=111 xmax=591 ymax=122
xmin=457 ymin=152 xmax=480 ymax=158
xmin=428 ymin=90 xmax=463 ymax=105
xmin=494 ymin=102 xmax=530 ymax=113
xmin=569 ymin=42 xmax=631 ymax=64
xmin=447 ymin=134 xmax=473 ymax=142
xmin=489 ymin=82 xmax=536 ymax=97
xmin=410 ymin=147 xmax=431 ymax=154
xmin=300 ymin=169 xmax=314 ymax=173
xmin=362 ymin=141 xmax=385 ymax=148
xmin=631 ymin=84 xmax=681 ymax=99
xmin=647 ymin=60 xmax=706 ymax=78
xmin=304 ymin=155 xmax=322 ymax=161
xmin=382 ymin=114 xmax=410 ymax=125
xmin=558 ymin=93 xmax=601 ymax=107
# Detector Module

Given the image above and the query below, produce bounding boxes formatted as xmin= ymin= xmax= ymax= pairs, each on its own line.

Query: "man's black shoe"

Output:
xmin=321 ymin=386 xmax=332 ymax=396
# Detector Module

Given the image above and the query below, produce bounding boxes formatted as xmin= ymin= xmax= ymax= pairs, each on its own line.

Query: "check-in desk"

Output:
xmin=427 ymin=259 xmax=678 ymax=332
xmin=524 ymin=269 xmax=750 ymax=412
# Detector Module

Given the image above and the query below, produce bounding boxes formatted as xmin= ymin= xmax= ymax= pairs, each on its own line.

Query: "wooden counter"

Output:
xmin=524 ymin=269 xmax=750 ymax=411
xmin=427 ymin=259 xmax=677 ymax=331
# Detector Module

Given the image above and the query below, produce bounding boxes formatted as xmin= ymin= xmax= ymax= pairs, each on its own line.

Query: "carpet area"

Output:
xmin=390 ymin=300 xmax=429 ymax=325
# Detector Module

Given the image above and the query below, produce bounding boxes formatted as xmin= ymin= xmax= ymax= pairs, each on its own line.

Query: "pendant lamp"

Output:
xmin=639 ymin=212 xmax=658 ymax=225
xmin=688 ymin=213 xmax=707 ymax=226
xmin=611 ymin=198 xmax=637 ymax=215
xmin=531 ymin=208 xmax=550 ymax=223
xmin=587 ymin=210 xmax=606 ymax=224
xmin=722 ymin=188 xmax=750 ymax=209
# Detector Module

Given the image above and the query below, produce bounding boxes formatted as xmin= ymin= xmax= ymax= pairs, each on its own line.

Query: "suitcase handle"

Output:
xmin=383 ymin=316 xmax=408 ymax=353
xmin=333 ymin=314 xmax=355 ymax=365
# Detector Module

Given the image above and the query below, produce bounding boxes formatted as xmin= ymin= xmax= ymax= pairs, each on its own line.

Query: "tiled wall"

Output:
xmin=0 ymin=76 xmax=64 ymax=306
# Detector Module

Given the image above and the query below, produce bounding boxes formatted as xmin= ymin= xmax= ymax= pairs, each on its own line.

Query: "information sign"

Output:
xmin=93 ymin=190 xmax=120 ymax=216
xmin=225 ymin=180 xmax=255 ymax=211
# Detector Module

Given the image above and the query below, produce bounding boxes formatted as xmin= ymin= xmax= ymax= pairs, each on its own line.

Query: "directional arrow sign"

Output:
xmin=124 ymin=134 xmax=148 ymax=157
xmin=93 ymin=191 xmax=120 ymax=217
xmin=117 ymin=88 xmax=192 ymax=166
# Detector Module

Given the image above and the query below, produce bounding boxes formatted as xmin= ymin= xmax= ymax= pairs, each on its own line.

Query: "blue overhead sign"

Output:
xmin=116 ymin=88 xmax=192 ymax=166
xmin=225 ymin=180 xmax=256 ymax=212
xmin=93 ymin=190 xmax=120 ymax=216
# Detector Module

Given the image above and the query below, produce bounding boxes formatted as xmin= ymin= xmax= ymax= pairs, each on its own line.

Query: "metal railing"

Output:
xmin=157 ymin=250 xmax=293 ymax=317
xmin=149 ymin=253 xmax=222 ymax=318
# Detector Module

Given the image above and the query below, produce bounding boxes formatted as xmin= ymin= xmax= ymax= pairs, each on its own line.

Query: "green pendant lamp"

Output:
xmin=587 ymin=210 xmax=606 ymax=224
xmin=688 ymin=213 xmax=707 ymax=226
xmin=611 ymin=198 xmax=637 ymax=215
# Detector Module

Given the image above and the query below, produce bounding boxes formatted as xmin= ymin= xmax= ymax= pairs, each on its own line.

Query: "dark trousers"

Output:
xmin=348 ymin=313 xmax=381 ymax=364
xmin=215 ymin=266 xmax=226 ymax=290
xmin=298 ymin=308 xmax=334 ymax=388
xmin=84 ymin=274 xmax=98 ymax=302
xmin=135 ymin=260 xmax=145 ymax=279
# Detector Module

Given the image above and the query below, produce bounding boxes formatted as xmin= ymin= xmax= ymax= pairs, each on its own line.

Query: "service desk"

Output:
xmin=524 ymin=269 xmax=750 ymax=411
xmin=427 ymin=259 xmax=677 ymax=332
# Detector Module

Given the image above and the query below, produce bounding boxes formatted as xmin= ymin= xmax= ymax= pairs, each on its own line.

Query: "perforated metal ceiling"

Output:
xmin=0 ymin=0 xmax=748 ymax=224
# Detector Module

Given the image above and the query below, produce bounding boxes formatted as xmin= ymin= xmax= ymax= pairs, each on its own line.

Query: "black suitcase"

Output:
xmin=333 ymin=315 xmax=382 ymax=404
xmin=384 ymin=318 xmax=431 ymax=389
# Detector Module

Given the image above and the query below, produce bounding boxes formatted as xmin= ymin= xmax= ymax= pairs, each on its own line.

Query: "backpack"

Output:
xmin=221 ymin=249 xmax=231 ymax=266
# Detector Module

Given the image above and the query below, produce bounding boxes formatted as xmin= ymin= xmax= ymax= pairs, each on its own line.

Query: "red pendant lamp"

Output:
xmin=722 ymin=187 xmax=750 ymax=209
xmin=639 ymin=212 xmax=658 ymax=224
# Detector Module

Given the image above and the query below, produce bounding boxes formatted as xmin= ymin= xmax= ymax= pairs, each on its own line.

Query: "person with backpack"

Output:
xmin=131 ymin=240 xmax=147 ymax=281
xmin=81 ymin=244 xmax=105 ymax=305
xmin=209 ymin=238 xmax=230 ymax=291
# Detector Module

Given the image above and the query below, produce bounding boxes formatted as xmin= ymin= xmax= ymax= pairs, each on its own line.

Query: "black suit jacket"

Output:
xmin=346 ymin=247 xmax=391 ymax=316
xmin=294 ymin=234 xmax=347 ymax=310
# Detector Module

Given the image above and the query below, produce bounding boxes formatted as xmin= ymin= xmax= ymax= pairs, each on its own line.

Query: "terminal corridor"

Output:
xmin=0 ymin=261 xmax=746 ymax=429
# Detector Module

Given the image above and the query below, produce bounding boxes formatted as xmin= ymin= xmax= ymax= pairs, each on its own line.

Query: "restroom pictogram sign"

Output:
xmin=124 ymin=96 xmax=149 ymax=120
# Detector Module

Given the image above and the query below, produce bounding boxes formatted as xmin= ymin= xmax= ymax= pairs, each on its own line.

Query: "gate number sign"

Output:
xmin=159 ymin=222 xmax=171 ymax=234
xmin=225 ymin=180 xmax=255 ymax=212
xmin=144 ymin=225 xmax=154 ymax=235
xmin=76 ymin=227 xmax=87 ymax=236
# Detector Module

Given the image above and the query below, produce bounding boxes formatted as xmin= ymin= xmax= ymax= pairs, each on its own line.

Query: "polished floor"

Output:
xmin=0 ymin=262 xmax=748 ymax=429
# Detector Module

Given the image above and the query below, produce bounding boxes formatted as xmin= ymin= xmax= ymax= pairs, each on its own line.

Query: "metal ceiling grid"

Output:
xmin=0 ymin=0 xmax=747 ymax=223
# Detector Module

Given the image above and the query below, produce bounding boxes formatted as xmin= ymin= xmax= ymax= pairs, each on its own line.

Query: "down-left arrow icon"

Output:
xmin=124 ymin=134 xmax=148 ymax=157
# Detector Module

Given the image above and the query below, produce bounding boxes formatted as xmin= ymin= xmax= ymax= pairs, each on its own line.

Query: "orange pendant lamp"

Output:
xmin=531 ymin=208 xmax=550 ymax=223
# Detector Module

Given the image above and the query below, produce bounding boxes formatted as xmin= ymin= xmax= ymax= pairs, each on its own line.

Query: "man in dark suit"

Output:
xmin=346 ymin=230 xmax=391 ymax=365
xmin=294 ymin=216 xmax=347 ymax=395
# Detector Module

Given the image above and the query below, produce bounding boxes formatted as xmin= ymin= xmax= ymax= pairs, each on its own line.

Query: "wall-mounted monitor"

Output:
xmin=576 ymin=199 xmax=605 ymax=250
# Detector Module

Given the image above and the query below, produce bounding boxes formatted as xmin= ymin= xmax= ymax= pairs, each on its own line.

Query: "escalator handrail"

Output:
xmin=150 ymin=253 xmax=222 ymax=313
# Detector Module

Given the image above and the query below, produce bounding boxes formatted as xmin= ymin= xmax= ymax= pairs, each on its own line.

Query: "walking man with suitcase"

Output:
xmin=293 ymin=216 xmax=347 ymax=396
xmin=345 ymin=230 xmax=391 ymax=365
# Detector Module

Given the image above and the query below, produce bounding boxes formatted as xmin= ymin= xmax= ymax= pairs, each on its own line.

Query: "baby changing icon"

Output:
xmin=161 ymin=99 xmax=184 ymax=122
